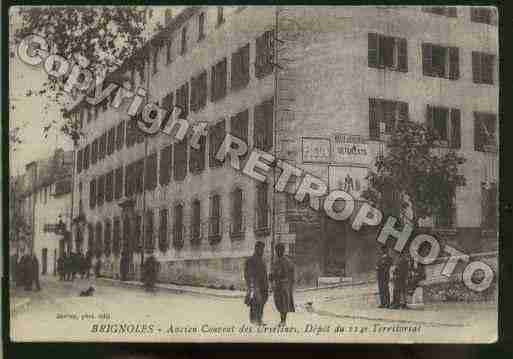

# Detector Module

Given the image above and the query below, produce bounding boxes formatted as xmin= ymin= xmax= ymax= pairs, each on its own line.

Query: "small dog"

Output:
xmin=79 ymin=286 xmax=95 ymax=297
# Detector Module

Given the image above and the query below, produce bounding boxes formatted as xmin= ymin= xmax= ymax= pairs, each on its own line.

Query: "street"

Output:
xmin=10 ymin=276 xmax=497 ymax=343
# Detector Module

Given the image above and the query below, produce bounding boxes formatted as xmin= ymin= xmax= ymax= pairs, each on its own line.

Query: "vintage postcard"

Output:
xmin=8 ymin=5 xmax=498 ymax=343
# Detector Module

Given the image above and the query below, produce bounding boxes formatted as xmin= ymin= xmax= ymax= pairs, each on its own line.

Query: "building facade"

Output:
xmin=68 ymin=6 xmax=498 ymax=288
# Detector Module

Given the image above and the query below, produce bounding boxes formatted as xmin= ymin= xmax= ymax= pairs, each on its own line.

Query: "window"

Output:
xmin=422 ymin=6 xmax=457 ymax=17
xmin=114 ymin=166 xmax=123 ymax=200
xmin=426 ymin=105 xmax=461 ymax=148
xmin=422 ymin=43 xmax=459 ymax=79
xmin=472 ymin=52 xmax=495 ymax=85
xmin=231 ymin=44 xmax=250 ymax=90
xmin=230 ymin=109 xmax=249 ymax=144
xmin=209 ymin=194 xmax=221 ymax=241
xmin=481 ymin=182 xmax=497 ymax=229
xmin=145 ymin=153 xmax=158 ymax=191
xmin=145 ymin=210 xmax=154 ymax=251
xmin=198 ymin=13 xmax=205 ymax=41
xmin=256 ymin=182 xmax=269 ymax=231
xmin=91 ymin=139 xmax=98 ymax=164
xmin=471 ymin=7 xmax=496 ymax=25
xmin=190 ymin=133 xmax=206 ymax=174
xmin=369 ymin=98 xmax=409 ymax=140
xmin=211 ymin=58 xmax=227 ymax=102
xmin=162 ymin=92 xmax=173 ymax=110
xmin=231 ymin=188 xmax=243 ymax=237
xmin=191 ymin=199 xmax=201 ymax=243
xmin=113 ymin=217 xmax=121 ymax=256
xmin=209 ymin=119 xmax=226 ymax=168
xmin=100 ymin=133 xmax=107 ymax=159
xmin=77 ymin=149 xmax=83 ymax=174
xmin=104 ymin=219 xmax=111 ymax=257
xmin=105 ymin=171 xmax=114 ymax=202
xmin=122 ymin=216 xmax=130 ymax=252
xmin=217 ymin=7 xmax=224 ymax=26
xmin=190 ymin=71 xmax=207 ymax=112
xmin=173 ymin=138 xmax=188 ymax=181
xmin=88 ymin=224 xmax=94 ymax=254
xmin=255 ymin=30 xmax=274 ymax=78
xmin=175 ymin=82 xmax=189 ymax=118
xmin=95 ymin=222 xmax=103 ymax=258
xmin=125 ymin=162 xmax=134 ymax=197
xmin=160 ymin=145 xmax=172 ymax=185
xmin=368 ymin=33 xmax=408 ymax=72
xmin=152 ymin=46 xmax=159 ymax=75
xmin=83 ymin=145 xmax=90 ymax=170
xmin=135 ymin=159 xmax=144 ymax=194
xmin=107 ymin=127 xmax=115 ymax=155
xmin=254 ymin=99 xmax=274 ymax=151
xmin=89 ymin=179 xmax=96 ymax=208
xmin=97 ymin=175 xmax=105 ymax=206
xmin=173 ymin=204 xmax=184 ymax=248
xmin=166 ymin=38 xmax=173 ymax=65
xmin=474 ymin=112 xmax=497 ymax=152
xmin=116 ymin=121 xmax=125 ymax=151
xmin=181 ymin=26 xmax=187 ymax=55
xmin=159 ymin=208 xmax=169 ymax=252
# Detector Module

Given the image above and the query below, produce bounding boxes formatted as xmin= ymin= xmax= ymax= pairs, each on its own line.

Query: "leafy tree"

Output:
xmin=12 ymin=7 xmax=156 ymax=142
xmin=362 ymin=120 xmax=466 ymax=227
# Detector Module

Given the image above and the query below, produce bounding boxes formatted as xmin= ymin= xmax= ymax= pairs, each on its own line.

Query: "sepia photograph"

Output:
xmin=8 ymin=5 xmax=498 ymax=343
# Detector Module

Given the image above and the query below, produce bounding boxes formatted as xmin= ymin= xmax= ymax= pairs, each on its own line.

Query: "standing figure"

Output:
xmin=85 ymin=250 xmax=92 ymax=279
xmin=57 ymin=255 xmax=64 ymax=281
xmin=63 ymin=253 xmax=70 ymax=281
xmin=120 ymin=251 xmax=129 ymax=281
xmin=30 ymin=252 xmax=41 ymax=291
xmin=19 ymin=253 xmax=32 ymax=290
xmin=391 ymin=252 xmax=409 ymax=309
xmin=407 ymin=257 xmax=426 ymax=306
xmin=376 ymin=245 xmax=393 ymax=308
xmin=79 ymin=252 xmax=86 ymax=279
xmin=143 ymin=255 xmax=159 ymax=292
xmin=270 ymin=243 xmax=295 ymax=326
xmin=244 ymin=241 xmax=269 ymax=325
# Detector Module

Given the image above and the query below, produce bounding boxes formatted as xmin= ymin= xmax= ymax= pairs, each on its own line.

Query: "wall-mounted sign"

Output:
xmin=331 ymin=133 xmax=370 ymax=165
xmin=301 ymin=137 xmax=331 ymax=163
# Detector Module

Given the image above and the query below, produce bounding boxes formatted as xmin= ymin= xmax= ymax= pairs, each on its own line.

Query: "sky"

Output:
xmin=9 ymin=6 xmax=184 ymax=176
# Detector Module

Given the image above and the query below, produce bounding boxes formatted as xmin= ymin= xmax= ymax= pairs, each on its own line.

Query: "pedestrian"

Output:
xmin=20 ymin=253 xmax=32 ymax=290
xmin=79 ymin=252 xmax=87 ymax=279
xmin=390 ymin=252 xmax=409 ymax=309
xmin=71 ymin=251 xmax=80 ymax=281
xmin=120 ymin=251 xmax=129 ymax=281
xmin=85 ymin=250 xmax=92 ymax=279
xmin=143 ymin=255 xmax=159 ymax=292
xmin=376 ymin=245 xmax=393 ymax=308
xmin=95 ymin=258 xmax=102 ymax=278
xmin=30 ymin=252 xmax=41 ymax=291
xmin=57 ymin=255 xmax=64 ymax=281
xmin=244 ymin=241 xmax=269 ymax=326
xmin=407 ymin=257 xmax=426 ymax=306
xmin=270 ymin=243 xmax=295 ymax=326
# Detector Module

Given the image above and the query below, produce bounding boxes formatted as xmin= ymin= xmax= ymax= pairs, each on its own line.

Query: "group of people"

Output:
xmin=244 ymin=242 xmax=295 ymax=327
xmin=57 ymin=250 xmax=93 ymax=281
xmin=376 ymin=245 xmax=426 ymax=309
xmin=13 ymin=252 xmax=41 ymax=291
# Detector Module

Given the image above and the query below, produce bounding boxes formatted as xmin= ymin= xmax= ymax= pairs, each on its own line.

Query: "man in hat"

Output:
xmin=244 ymin=241 xmax=269 ymax=325
xmin=376 ymin=245 xmax=393 ymax=308
xmin=270 ymin=243 xmax=295 ymax=326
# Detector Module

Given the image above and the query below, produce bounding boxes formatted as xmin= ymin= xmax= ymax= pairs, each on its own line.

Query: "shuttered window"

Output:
xmin=116 ymin=121 xmax=125 ymax=151
xmin=97 ymin=175 xmax=105 ymax=206
xmin=95 ymin=222 xmax=103 ymax=258
xmin=190 ymin=71 xmax=207 ymax=113
xmin=426 ymin=105 xmax=461 ymax=148
xmin=255 ymin=30 xmax=274 ymax=78
xmin=173 ymin=204 xmax=184 ymax=247
xmin=159 ymin=145 xmax=172 ymax=185
xmin=83 ymin=145 xmax=90 ymax=170
xmin=198 ymin=13 xmax=205 ymax=41
xmin=89 ymin=179 xmax=96 ymax=209
xmin=175 ymin=82 xmax=189 ymax=118
xmin=209 ymin=119 xmax=226 ymax=168
xmin=145 ymin=210 xmax=154 ymax=251
xmin=99 ymin=133 xmax=107 ymax=160
xmin=125 ymin=162 xmax=133 ymax=197
xmin=254 ymin=99 xmax=274 ymax=151
xmin=77 ymin=149 xmax=83 ymax=174
xmin=190 ymin=134 xmax=206 ymax=174
xmin=91 ymin=139 xmax=98 ymax=164
xmin=135 ymin=159 xmax=144 ymax=194
xmin=369 ymin=98 xmax=409 ymax=140
xmin=134 ymin=215 xmax=141 ymax=252
xmin=231 ymin=109 xmax=249 ymax=144
xmin=113 ymin=217 xmax=121 ymax=256
xmin=231 ymin=44 xmax=250 ymax=90
xmin=104 ymin=219 xmax=112 ymax=257
xmin=88 ymin=224 xmax=95 ymax=254
xmin=162 ymin=92 xmax=173 ymax=110
xmin=368 ymin=33 xmax=408 ymax=72
xmin=231 ymin=188 xmax=243 ymax=236
xmin=256 ymin=182 xmax=269 ymax=230
xmin=422 ymin=43 xmax=459 ymax=80
xmin=105 ymin=171 xmax=114 ymax=202
xmin=173 ymin=138 xmax=188 ymax=181
xmin=181 ymin=26 xmax=187 ymax=55
xmin=209 ymin=194 xmax=221 ymax=239
xmin=145 ymin=153 xmax=158 ymax=191
xmin=159 ymin=209 xmax=169 ymax=252
xmin=211 ymin=58 xmax=227 ymax=102
xmin=472 ymin=52 xmax=495 ymax=85
xmin=114 ymin=166 xmax=123 ymax=200
xmin=107 ymin=127 xmax=115 ymax=155
xmin=422 ymin=7 xmax=457 ymax=17
xmin=191 ymin=200 xmax=201 ymax=242
xmin=474 ymin=112 xmax=497 ymax=152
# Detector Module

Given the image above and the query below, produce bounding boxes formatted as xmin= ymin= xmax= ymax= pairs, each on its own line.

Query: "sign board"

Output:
xmin=331 ymin=133 xmax=370 ymax=165
xmin=301 ymin=137 xmax=331 ymax=163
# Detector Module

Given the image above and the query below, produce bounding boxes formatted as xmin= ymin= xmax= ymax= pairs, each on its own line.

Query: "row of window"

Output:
xmin=369 ymin=33 xmax=496 ymax=85
xmin=369 ymin=98 xmax=496 ymax=150
xmin=85 ymin=182 xmax=269 ymax=258
xmin=422 ymin=6 xmax=497 ymax=26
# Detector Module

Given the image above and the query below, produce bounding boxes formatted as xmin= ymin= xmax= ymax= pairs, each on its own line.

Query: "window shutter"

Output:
xmin=474 ymin=112 xmax=483 ymax=151
xmin=422 ymin=43 xmax=432 ymax=76
xmin=472 ymin=52 xmax=481 ymax=84
xmin=90 ymin=179 xmax=96 ymax=208
xmin=368 ymin=33 xmax=379 ymax=68
xmin=369 ymin=98 xmax=379 ymax=140
xmin=448 ymin=47 xmax=459 ymax=80
xmin=397 ymin=38 xmax=408 ymax=72
xmin=450 ymin=108 xmax=461 ymax=149
xmin=160 ymin=145 xmax=172 ymax=185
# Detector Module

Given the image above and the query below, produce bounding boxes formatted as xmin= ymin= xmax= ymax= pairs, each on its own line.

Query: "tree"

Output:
xmin=12 ymin=7 xmax=157 ymax=141
xmin=362 ymin=120 xmax=466 ymax=228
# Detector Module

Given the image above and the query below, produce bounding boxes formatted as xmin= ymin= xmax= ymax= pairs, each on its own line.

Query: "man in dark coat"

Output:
xmin=143 ymin=255 xmax=159 ymax=292
xmin=85 ymin=250 xmax=92 ymax=279
xmin=120 ymin=251 xmax=129 ymax=281
xmin=57 ymin=255 xmax=64 ymax=281
xmin=30 ymin=253 xmax=41 ymax=291
xmin=391 ymin=252 xmax=409 ymax=309
xmin=271 ymin=243 xmax=295 ymax=326
xmin=376 ymin=245 xmax=393 ymax=308
xmin=244 ymin=241 xmax=269 ymax=325
xmin=19 ymin=253 xmax=32 ymax=290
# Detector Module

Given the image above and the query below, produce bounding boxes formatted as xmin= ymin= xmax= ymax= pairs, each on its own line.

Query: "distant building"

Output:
xmin=67 ymin=6 xmax=497 ymax=287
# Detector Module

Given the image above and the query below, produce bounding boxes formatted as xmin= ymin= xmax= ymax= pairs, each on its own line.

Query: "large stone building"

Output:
xmin=68 ymin=6 xmax=498 ymax=288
